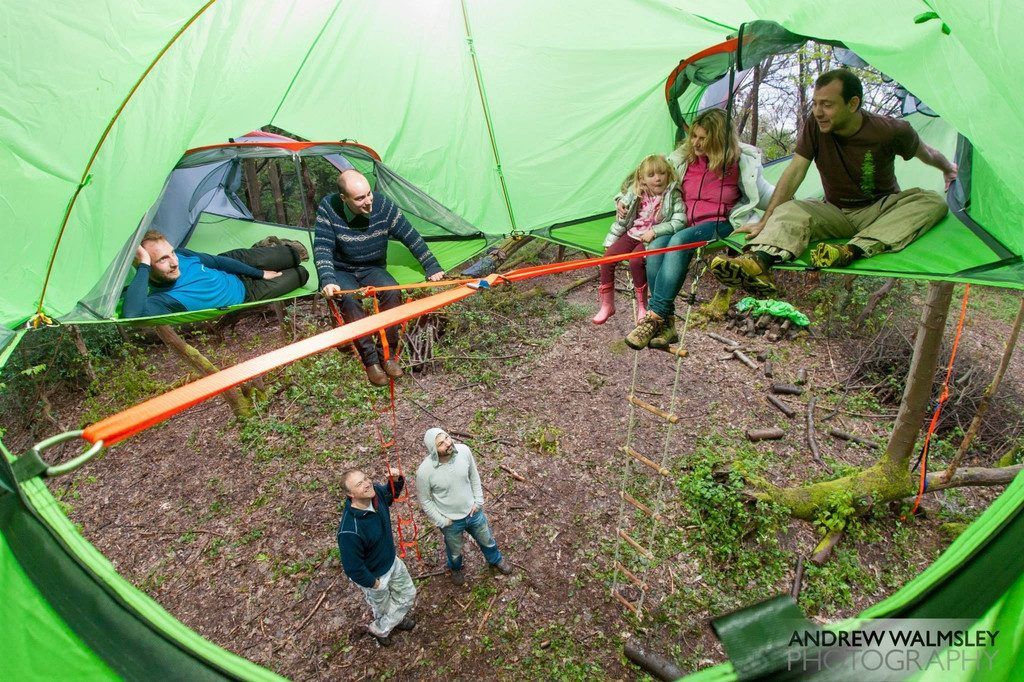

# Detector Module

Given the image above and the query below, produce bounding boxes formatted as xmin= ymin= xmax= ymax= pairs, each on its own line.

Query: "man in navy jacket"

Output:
xmin=337 ymin=467 xmax=416 ymax=646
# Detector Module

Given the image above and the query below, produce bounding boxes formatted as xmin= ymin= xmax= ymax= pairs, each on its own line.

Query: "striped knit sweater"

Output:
xmin=313 ymin=192 xmax=442 ymax=287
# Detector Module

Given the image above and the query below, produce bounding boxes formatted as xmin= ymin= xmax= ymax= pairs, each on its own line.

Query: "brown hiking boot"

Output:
xmin=450 ymin=568 xmax=466 ymax=586
xmin=491 ymin=559 xmax=514 ymax=575
xmin=647 ymin=315 xmax=679 ymax=349
xmin=810 ymin=243 xmax=856 ymax=269
xmin=251 ymin=235 xmax=309 ymax=262
xmin=625 ymin=311 xmax=664 ymax=350
xmin=709 ymin=252 xmax=777 ymax=298
xmin=383 ymin=358 xmax=404 ymax=379
xmin=364 ymin=363 xmax=389 ymax=386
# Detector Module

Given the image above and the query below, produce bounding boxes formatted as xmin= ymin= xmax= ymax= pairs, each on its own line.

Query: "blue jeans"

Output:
xmin=441 ymin=510 xmax=503 ymax=570
xmin=646 ymin=220 xmax=732 ymax=319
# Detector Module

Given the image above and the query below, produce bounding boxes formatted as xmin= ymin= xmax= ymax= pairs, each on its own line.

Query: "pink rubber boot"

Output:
xmin=591 ymin=283 xmax=616 ymax=324
xmin=634 ymin=284 xmax=649 ymax=323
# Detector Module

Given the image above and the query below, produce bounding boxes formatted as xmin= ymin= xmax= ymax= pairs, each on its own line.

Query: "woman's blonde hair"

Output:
xmin=677 ymin=108 xmax=741 ymax=176
xmin=629 ymin=154 xmax=677 ymax=196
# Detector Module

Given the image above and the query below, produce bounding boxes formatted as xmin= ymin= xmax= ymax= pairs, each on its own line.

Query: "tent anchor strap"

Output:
xmin=14 ymin=430 xmax=105 ymax=482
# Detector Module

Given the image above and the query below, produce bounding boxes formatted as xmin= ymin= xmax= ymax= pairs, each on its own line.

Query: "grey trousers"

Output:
xmin=356 ymin=557 xmax=416 ymax=637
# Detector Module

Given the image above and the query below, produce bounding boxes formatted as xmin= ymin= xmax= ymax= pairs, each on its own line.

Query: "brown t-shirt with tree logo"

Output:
xmin=795 ymin=111 xmax=921 ymax=209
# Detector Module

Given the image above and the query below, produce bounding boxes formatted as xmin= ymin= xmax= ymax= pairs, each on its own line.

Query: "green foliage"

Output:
xmin=276 ymin=350 xmax=380 ymax=425
xmin=814 ymin=490 xmax=857 ymax=535
xmin=800 ymin=548 xmax=878 ymax=616
xmin=517 ymin=624 xmax=607 ymax=680
xmin=524 ymin=422 xmax=562 ymax=455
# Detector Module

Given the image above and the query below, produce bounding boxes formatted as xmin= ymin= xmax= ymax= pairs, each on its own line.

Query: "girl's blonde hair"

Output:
xmin=629 ymin=154 xmax=677 ymax=196
xmin=677 ymin=108 xmax=741 ymax=176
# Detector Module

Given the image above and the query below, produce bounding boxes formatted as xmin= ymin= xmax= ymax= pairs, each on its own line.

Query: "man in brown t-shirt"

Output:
xmin=710 ymin=69 xmax=957 ymax=297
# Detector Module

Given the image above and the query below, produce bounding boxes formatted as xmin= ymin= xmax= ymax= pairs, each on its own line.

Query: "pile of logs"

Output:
xmin=724 ymin=307 xmax=804 ymax=342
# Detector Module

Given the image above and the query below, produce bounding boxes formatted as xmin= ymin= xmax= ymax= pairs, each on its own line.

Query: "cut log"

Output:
xmin=796 ymin=369 xmax=808 ymax=385
xmin=707 ymin=332 xmax=739 ymax=348
xmin=763 ymin=360 xmax=774 ymax=378
xmin=828 ymin=428 xmax=880 ymax=449
xmin=771 ymin=382 xmax=804 ymax=395
xmin=810 ymin=529 xmax=844 ymax=565
xmin=732 ymin=349 xmax=759 ymax=370
xmin=624 ymin=641 xmax=685 ymax=682
xmin=766 ymin=395 xmax=796 ymax=418
xmin=747 ymin=427 xmax=785 ymax=441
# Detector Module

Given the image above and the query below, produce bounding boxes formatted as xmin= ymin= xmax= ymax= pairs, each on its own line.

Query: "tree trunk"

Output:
xmin=69 ymin=325 xmax=97 ymax=383
xmin=758 ymin=282 xmax=955 ymax=519
xmin=268 ymin=160 xmax=288 ymax=224
xmin=242 ymin=159 xmax=265 ymax=221
xmin=300 ymin=159 xmax=318 ymax=227
xmin=154 ymin=325 xmax=251 ymax=417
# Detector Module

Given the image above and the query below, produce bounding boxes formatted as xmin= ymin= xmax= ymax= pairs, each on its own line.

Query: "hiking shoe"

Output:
xmin=709 ymin=253 xmax=777 ymax=298
xmin=251 ymin=235 xmax=309 ymax=262
xmin=810 ymin=243 xmax=855 ymax=269
xmin=647 ymin=315 xmax=679 ymax=350
xmin=625 ymin=311 xmax=665 ymax=350
xmin=395 ymin=617 xmax=416 ymax=631
xmin=278 ymin=238 xmax=309 ymax=263
xmin=491 ymin=560 xmax=514 ymax=575
xmin=450 ymin=569 xmax=466 ymax=586
xmin=383 ymin=358 xmax=404 ymax=379
xmin=365 ymin=627 xmax=392 ymax=647
xmin=365 ymin=363 xmax=390 ymax=387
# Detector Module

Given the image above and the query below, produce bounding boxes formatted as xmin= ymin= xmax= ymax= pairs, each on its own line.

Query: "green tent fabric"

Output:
xmin=5 ymin=1 xmax=1024 ymax=679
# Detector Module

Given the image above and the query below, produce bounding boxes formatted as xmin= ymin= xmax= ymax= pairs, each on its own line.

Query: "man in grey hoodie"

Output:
xmin=417 ymin=428 xmax=513 ymax=585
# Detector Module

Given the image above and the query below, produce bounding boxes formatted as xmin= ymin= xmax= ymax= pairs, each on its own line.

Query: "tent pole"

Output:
xmin=459 ymin=0 xmax=519 ymax=232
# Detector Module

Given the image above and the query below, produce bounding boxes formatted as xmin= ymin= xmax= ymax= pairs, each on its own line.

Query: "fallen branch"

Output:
xmin=790 ymin=557 xmax=806 ymax=599
xmin=732 ymin=349 xmax=759 ymax=370
xmin=499 ymin=464 xmax=526 ymax=482
xmin=624 ymin=641 xmax=685 ymax=682
xmin=707 ymin=332 xmax=740 ymax=348
xmin=810 ymin=528 xmax=844 ymax=565
xmin=828 ymin=428 xmax=880 ymax=449
xmin=476 ymin=593 xmax=500 ymax=633
xmin=807 ymin=397 xmax=828 ymax=472
xmin=557 ymin=272 xmax=599 ymax=297
xmin=294 ymin=588 xmax=330 ymax=633
xmin=766 ymin=395 xmax=796 ymax=419
xmin=854 ymin=278 xmax=897 ymax=327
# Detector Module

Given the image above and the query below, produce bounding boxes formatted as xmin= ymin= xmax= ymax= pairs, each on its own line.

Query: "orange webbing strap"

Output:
xmin=909 ymin=284 xmax=971 ymax=516
xmin=80 ymin=239 xmax=709 ymax=447
xmin=82 ymin=276 xmax=498 ymax=446
xmin=503 ymin=239 xmax=709 ymax=282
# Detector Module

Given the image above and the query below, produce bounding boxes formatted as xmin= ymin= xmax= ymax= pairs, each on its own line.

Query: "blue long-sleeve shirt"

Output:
xmin=122 ymin=249 xmax=264 ymax=318
xmin=313 ymin=193 xmax=441 ymax=288
xmin=337 ymin=477 xmax=404 ymax=588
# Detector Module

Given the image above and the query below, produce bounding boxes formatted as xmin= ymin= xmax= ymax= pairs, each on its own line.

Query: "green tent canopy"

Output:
xmin=4 ymin=1 xmax=1024 ymax=678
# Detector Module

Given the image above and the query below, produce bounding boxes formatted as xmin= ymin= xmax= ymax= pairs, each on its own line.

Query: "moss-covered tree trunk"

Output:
xmin=760 ymin=282 xmax=955 ymax=519
xmin=155 ymin=325 xmax=252 ymax=418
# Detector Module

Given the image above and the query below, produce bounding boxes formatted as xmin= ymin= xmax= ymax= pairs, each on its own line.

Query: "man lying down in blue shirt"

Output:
xmin=122 ymin=229 xmax=310 ymax=318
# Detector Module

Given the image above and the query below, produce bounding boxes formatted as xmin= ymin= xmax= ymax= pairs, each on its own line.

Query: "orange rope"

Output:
xmin=909 ymin=285 xmax=971 ymax=516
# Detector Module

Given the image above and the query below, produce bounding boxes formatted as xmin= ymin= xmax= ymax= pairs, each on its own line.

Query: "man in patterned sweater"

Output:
xmin=314 ymin=170 xmax=445 ymax=386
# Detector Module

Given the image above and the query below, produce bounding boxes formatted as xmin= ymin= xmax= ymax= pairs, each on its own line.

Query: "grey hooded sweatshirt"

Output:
xmin=416 ymin=427 xmax=485 ymax=527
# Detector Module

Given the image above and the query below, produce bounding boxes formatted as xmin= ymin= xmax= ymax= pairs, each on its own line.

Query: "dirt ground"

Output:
xmin=7 ymin=267 xmax=1022 ymax=681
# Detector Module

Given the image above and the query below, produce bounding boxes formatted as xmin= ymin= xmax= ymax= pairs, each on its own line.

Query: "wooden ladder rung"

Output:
xmin=612 ymin=589 xmax=639 ymax=615
xmin=653 ymin=344 xmax=688 ymax=358
xmin=628 ymin=395 xmax=679 ymax=423
xmin=621 ymin=446 xmax=670 ymax=477
xmin=620 ymin=490 xmax=666 ymax=523
xmin=614 ymin=560 xmax=648 ymax=590
xmin=617 ymin=529 xmax=654 ymax=561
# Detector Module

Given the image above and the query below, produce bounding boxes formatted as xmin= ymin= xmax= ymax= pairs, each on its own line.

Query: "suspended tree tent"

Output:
xmin=4 ymin=1 xmax=1024 ymax=678
xmin=63 ymin=130 xmax=490 ymax=326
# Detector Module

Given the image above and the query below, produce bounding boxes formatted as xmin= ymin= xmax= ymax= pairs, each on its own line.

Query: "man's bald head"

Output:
xmin=336 ymin=170 xmax=374 ymax=215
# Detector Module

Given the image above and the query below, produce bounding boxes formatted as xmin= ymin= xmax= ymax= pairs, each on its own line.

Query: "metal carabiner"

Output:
xmin=30 ymin=430 xmax=105 ymax=478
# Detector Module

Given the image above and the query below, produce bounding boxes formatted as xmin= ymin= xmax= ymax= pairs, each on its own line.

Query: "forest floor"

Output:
xmin=5 ymin=253 xmax=1024 ymax=681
